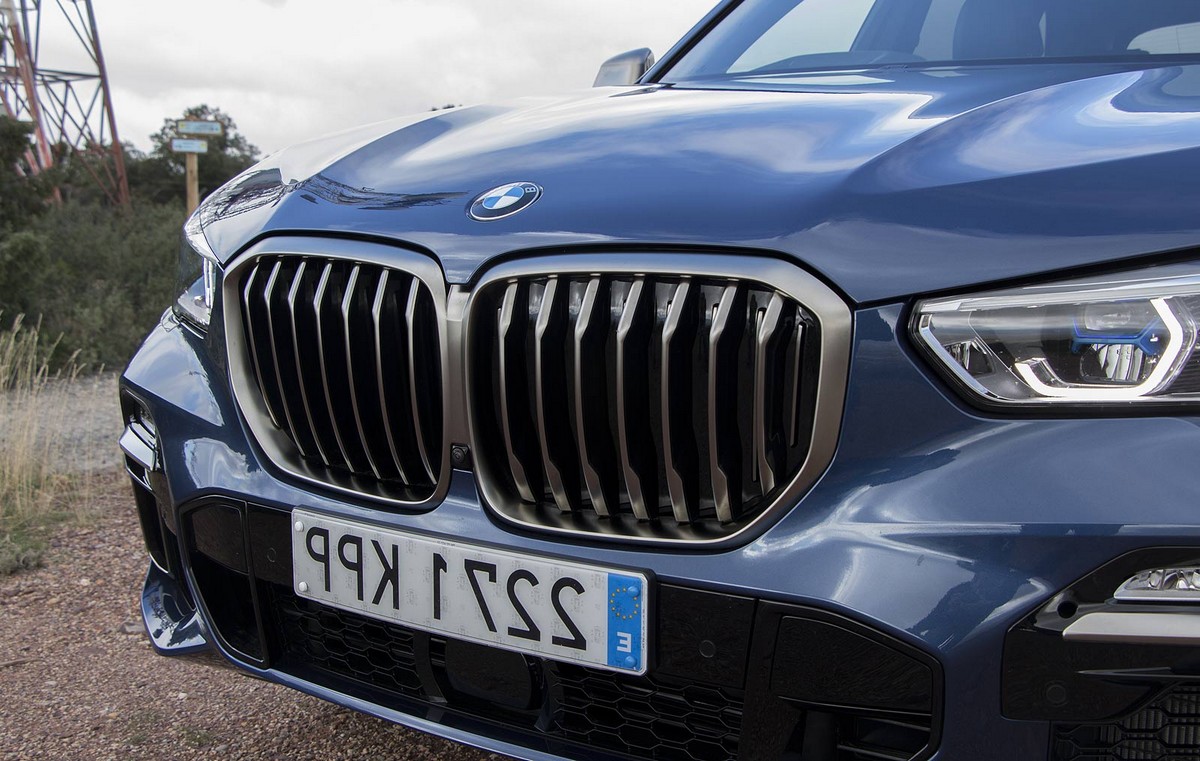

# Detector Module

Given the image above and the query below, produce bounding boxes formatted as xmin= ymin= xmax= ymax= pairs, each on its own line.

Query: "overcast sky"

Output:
xmin=44 ymin=1 xmax=716 ymax=156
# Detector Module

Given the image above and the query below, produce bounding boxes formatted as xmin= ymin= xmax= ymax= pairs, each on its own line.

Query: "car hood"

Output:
xmin=198 ymin=62 xmax=1200 ymax=304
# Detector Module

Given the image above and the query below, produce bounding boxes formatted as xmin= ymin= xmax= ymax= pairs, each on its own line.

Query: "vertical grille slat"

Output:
xmin=468 ymin=262 xmax=835 ymax=542
xmin=534 ymin=278 xmax=582 ymax=513
xmin=375 ymin=272 xmax=424 ymax=484
xmin=405 ymin=278 xmax=440 ymax=485
xmin=615 ymin=278 xmax=657 ymax=522
xmin=308 ymin=263 xmax=348 ymax=470
xmin=342 ymin=266 xmax=387 ymax=481
xmin=574 ymin=277 xmax=619 ymax=517
xmin=286 ymin=261 xmax=336 ymax=467
xmin=262 ymin=260 xmax=315 ymax=459
xmin=789 ymin=320 xmax=807 ymax=449
xmin=662 ymin=280 xmax=700 ymax=524
xmin=236 ymin=254 xmax=443 ymax=502
xmin=241 ymin=263 xmax=284 ymax=430
xmin=498 ymin=281 xmax=541 ymax=503
xmin=707 ymin=283 xmax=746 ymax=524
xmin=754 ymin=294 xmax=786 ymax=496
xmin=371 ymin=271 xmax=411 ymax=484
xmin=329 ymin=265 xmax=372 ymax=473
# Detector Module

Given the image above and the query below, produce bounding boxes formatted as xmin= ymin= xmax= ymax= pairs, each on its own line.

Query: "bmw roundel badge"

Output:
xmin=469 ymin=182 xmax=542 ymax=221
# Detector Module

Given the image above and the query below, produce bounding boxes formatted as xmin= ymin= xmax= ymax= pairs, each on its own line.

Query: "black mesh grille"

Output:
xmin=469 ymin=273 xmax=819 ymax=539
xmin=266 ymin=586 xmax=745 ymax=761
xmin=1054 ymin=686 xmax=1200 ymax=760
xmin=552 ymin=663 xmax=743 ymax=760
xmin=237 ymin=255 xmax=442 ymax=497
xmin=270 ymin=586 xmax=424 ymax=699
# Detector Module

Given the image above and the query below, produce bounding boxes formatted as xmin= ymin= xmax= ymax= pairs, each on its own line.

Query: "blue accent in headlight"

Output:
xmin=1071 ymin=319 xmax=1165 ymax=356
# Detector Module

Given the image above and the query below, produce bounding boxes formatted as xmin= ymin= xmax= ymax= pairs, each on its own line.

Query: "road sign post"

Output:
xmin=185 ymin=152 xmax=199 ymax=215
xmin=173 ymin=121 xmax=222 ymax=215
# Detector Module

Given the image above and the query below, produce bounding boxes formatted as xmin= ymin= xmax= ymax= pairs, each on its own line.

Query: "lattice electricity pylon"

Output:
xmin=0 ymin=0 xmax=129 ymax=206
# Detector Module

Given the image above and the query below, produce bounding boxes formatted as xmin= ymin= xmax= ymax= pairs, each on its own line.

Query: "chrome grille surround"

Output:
xmin=464 ymin=253 xmax=852 ymax=545
xmin=223 ymin=237 xmax=450 ymax=508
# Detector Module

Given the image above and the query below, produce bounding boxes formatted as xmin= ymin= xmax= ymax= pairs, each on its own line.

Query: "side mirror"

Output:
xmin=593 ymin=48 xmax=656 ymax=87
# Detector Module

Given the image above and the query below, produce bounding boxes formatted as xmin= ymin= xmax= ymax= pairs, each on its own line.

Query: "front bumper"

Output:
xmin=121 ymin=306 xmax=1200 ymax=761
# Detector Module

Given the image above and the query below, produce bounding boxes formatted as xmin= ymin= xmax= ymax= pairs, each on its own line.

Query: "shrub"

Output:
xmin=0 ymin=201 xmax=183 ymax=368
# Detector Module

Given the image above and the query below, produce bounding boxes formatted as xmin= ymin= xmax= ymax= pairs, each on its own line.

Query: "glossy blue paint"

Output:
xmin=141 ymin=564 xmax=208 ymax=656
xmin=197 ymin=62 xmax=1200 ymax=303
xmin=124 ymin=295 xmax=1200 ymax=758
xmin=122 ymin=28 xmax=1200 ymax=756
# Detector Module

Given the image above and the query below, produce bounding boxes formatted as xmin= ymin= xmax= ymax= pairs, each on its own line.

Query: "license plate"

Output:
xmin=290 ymin=509 xmax=649 ymax=674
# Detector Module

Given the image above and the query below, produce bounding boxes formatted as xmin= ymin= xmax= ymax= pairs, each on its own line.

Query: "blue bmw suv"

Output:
xmin=120 ymin=1 xmax=1200 ymax=759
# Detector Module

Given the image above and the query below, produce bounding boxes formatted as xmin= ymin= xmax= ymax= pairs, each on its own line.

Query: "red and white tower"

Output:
xmin=0 ymin=0 xmax=129 ymax=206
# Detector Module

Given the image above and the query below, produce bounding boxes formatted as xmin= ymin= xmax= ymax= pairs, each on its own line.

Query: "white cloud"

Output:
xmin=55 ymin=0 xmax=716 ymax=154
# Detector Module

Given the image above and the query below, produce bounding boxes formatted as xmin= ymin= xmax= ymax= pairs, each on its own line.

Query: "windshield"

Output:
xmin=662 ymin=0 xmax=1200 ymax=80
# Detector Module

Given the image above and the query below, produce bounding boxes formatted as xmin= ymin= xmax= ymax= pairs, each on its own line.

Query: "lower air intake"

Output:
xmin=1054 ymin=685 xmax=1200 ymax=761
xmin=266 ymin=585 xmax=745 ymax=761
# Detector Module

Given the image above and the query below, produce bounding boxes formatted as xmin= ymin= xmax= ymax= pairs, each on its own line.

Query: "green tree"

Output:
xmin=124 ymin=141 xmax=178 ymax=207
xmin=9 ymin=200 xmax=181 ymax=367
xmin=0 ymin=116 xmax=49 ymax=232
xmin=38 ymin=140 xmax=133 ymax=207
xmin=135 ymin=104 xmax=261 ymax=205
xmin=0 ymin=116 xmax=52 ymax=316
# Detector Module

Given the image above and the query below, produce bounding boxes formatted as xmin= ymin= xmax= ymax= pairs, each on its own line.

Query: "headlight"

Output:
xmin=174 ymin=211 xmax=221 ymax=330
xmin=913 ymin=263 xmax=1200 ymax=407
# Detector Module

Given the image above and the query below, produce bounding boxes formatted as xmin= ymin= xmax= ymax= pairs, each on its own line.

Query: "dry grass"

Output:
xmin=0 ymin=314 xmax=82 ymax=575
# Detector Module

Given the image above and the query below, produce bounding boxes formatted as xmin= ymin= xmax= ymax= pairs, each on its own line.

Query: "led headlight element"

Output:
xmin=174 ymin=211 xmax=221 ymax=330
xmin=914 ymin=263 xmax=1200 ymax=406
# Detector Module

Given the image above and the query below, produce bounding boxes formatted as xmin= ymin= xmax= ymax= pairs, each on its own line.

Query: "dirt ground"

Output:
xmin=0 ymin=473 xmax=502 ymax=761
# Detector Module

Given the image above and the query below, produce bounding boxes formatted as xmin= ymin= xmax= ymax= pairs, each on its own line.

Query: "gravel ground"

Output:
xmin=0 ymin=371 xmax=126 ymax=475
xmin=30 ymin=371 xmax=125 ymax=474
xmin=0 ymin=376 xmax=502 ymax=761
